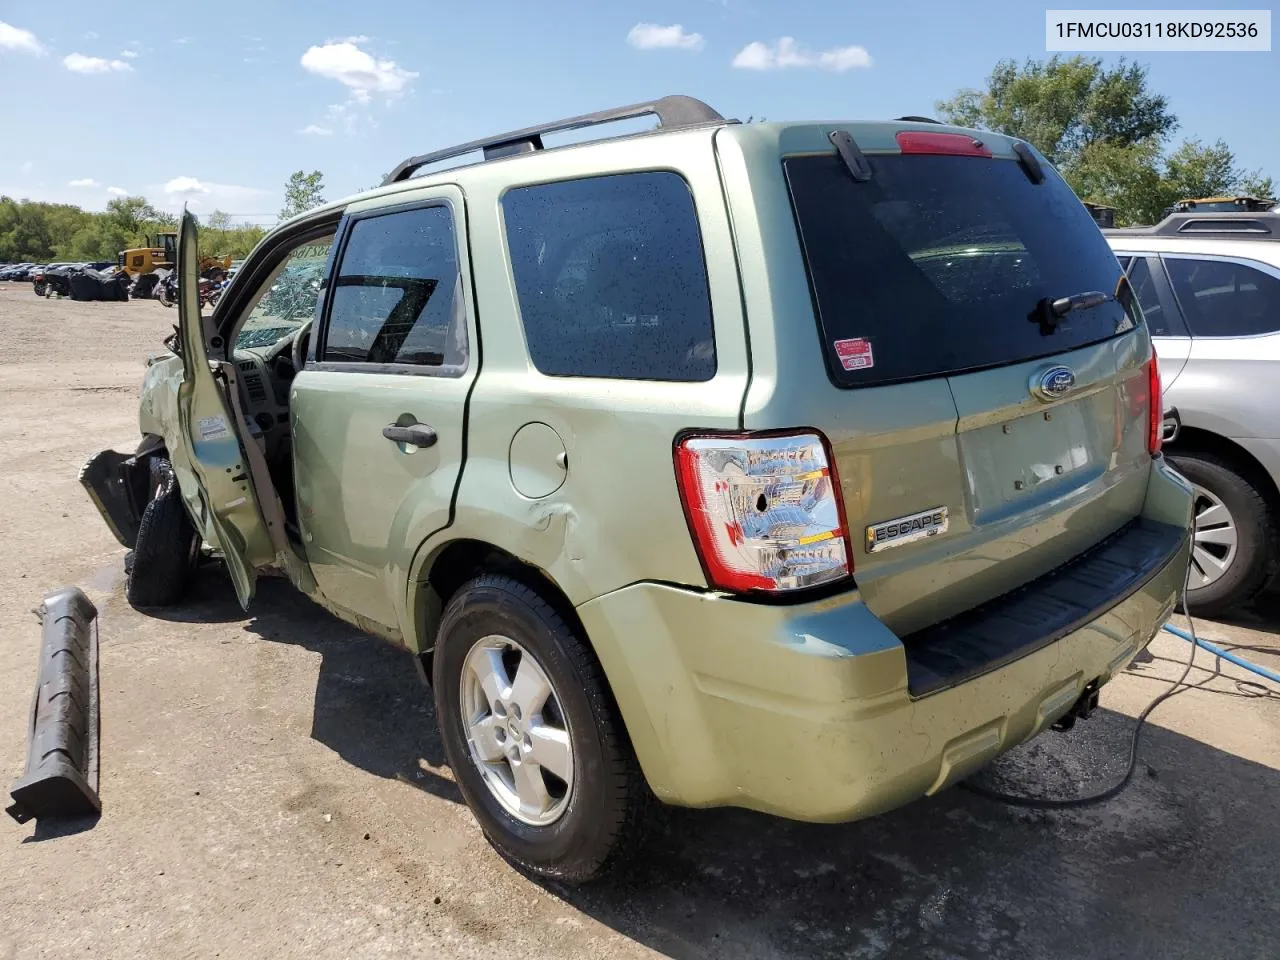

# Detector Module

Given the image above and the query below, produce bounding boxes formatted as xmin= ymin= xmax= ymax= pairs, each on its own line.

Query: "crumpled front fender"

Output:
xmin=138 ymin=352 xmax=183 ymax=444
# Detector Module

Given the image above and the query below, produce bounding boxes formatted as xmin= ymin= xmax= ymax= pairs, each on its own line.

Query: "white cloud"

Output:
xmin=106 ymin=186 xmax=128 ymax=196
xmin=149 ymin=177 xmax=271 ymax=212
xmin=732 ymin=37 xmax=872 ymax=72
xmin=21 ymin=160 xmax=34 ymax=174
xmin=300 ymin=39 xmax=416 ymax=101
xmin=174 ymin=37 xmax=190 ymax=44
xmin=299 ymin=124 xmax=334 ymax=136
xmin=84 ymin=31 xmax=99 ymax=40
xmin=63 ymin=53 xmax=134 ymax=73
xmin=120 ymin=49 xmax=139 ymax=58
xmin=627 ymin=23 xmax=704 ymax=51
xmin=68 ymin=178 xmax=100 ymax=188
xmin=0 ymin=21 xmax=44 ymax=54
xmin=164 ymin=176 xmax=210 ymax=196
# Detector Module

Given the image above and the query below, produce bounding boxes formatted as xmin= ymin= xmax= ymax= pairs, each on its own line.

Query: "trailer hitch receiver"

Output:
xmin=6 ymin=587 xmax=101 ymax=824
xmin=1051 ymin=679 xmax=1101 ymax=733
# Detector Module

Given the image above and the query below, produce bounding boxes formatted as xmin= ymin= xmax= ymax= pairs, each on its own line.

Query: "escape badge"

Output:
xmin=865 ymin=506 xmax=950 ymax=553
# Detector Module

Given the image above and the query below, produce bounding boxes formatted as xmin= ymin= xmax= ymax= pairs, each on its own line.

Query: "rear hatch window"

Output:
xmin=784 ymin=148 xmax=1138 ymax=387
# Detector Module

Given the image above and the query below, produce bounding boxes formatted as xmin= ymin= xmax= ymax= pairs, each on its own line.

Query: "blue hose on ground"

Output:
xmin=1161 ymin=622 xmax=1280 ymax=686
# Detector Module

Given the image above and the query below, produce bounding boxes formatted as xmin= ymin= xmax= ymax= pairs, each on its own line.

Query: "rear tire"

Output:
xmin=1167 ymin=450 xmax=1278 ymax=617
xmin=433 ymin=574 xmax=653 ymax=883
xmin=126 ymin=458 xmax=201 ymax=608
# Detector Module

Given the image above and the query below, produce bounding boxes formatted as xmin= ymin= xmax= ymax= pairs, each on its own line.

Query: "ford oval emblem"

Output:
xmin=1030 ymin=365 xmax=1076 ymax=403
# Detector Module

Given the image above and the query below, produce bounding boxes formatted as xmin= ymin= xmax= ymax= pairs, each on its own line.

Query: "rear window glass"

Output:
xmin=502 ymin=171 xmax=715 ymax=382
xmin=784 ymin=152 xmax=1139 ymax=387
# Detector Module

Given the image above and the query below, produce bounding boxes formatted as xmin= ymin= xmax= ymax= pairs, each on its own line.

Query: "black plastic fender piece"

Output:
xmin=80 ymin=448 xmax=153 ymax=550
xmin=6 ymin=587 xmax=101 ymax=824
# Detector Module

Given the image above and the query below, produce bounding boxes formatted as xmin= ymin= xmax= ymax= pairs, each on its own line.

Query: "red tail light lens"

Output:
xmin=1147 ymin=352 xmax=1162 ymax=455
xmin=895 ymin=131 xmax=993 ymax=158
xmin=674 ymin=431 xmax=853 ymax=594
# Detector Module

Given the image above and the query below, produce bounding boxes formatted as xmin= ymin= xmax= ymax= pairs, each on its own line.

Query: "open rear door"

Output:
xmin=175 ymin=209 xmax=276 ymax=607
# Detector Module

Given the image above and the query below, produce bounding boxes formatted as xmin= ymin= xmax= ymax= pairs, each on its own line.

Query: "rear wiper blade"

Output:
xmin=1030 ymin=290 xmax=1113 ymax=333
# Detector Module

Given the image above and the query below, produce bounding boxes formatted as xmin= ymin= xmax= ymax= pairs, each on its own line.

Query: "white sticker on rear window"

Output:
xmin=834 ymin=337 xmax=874 ymax=371
xmin=197 ymin=416 xmax=231 ymax=441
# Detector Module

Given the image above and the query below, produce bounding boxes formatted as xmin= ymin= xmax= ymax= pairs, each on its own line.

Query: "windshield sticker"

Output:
xmin=834 ymin=337 xmax=874 ymax=371
xmin=197 ymin=416 xmax=231 ymax=442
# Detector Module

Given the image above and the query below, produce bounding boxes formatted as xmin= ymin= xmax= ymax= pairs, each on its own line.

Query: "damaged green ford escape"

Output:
xmin=82 ymin=96 xmax=1193 ymax=881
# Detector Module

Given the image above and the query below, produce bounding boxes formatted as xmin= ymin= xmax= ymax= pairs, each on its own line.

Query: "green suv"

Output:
xmin=82 ymin=96 xmax=1193 ymax=881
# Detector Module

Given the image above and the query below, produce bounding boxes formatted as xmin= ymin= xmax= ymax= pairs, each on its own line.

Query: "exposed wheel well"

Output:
xmin=417 ymin=540 xmax=591 ymax=682
xmin=1166 ymin=427 xmax=1280 ymax=513
xmin=125 ymin=435 xmax=170 ymax=518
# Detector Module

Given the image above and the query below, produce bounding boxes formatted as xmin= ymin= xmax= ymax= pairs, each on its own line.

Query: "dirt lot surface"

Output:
xmin=1 ymin=283 xmax=1278 ymax=960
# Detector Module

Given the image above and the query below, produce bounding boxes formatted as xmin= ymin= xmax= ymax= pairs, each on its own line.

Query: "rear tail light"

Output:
xmin=674 ymin=431 xmax=853 ymax=594
xmin=1146 ymin=351 xmax=1162 ymax=455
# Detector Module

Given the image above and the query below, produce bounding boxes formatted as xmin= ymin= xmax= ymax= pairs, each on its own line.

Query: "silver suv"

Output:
xmin=1107 ymin=211 xmax=1280 ymax=615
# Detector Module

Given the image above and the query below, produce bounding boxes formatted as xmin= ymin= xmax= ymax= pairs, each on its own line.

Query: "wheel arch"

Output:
xmin=409 ymin=538 xmax=595 ymax=682
xmin=1166 ymin=426 xmax=1280 ymax=513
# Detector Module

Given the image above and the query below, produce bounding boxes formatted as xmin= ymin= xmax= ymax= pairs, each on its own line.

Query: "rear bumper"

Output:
xmin=577 ymin=459 xmax=1193 ymax=821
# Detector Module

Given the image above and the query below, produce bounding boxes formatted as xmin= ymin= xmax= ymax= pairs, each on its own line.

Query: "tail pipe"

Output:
xmin=6 ymin=588 xmax=102 ymax=824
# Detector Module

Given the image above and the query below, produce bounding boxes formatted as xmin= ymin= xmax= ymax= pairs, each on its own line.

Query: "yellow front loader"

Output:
xmin=118 ymin=232 xmax=232 ymax=279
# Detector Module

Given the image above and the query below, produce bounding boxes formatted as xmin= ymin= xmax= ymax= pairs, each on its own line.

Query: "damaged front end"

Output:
xmin=80 ymin=346 xmax=185 ymax=548
xmin=78 ymin=437 xmax=166 ymax=549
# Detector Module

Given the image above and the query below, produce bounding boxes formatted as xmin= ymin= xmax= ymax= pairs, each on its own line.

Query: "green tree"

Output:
xmin=937 ymin=56 xmax=1176 ymax=166
xmin=1069 ymin=140 xmax=1169 ymax=224
xmin=1163 ymin=139 xmax=1274 ymax=203
xmin=104 ymin=196 xmax=175 ymax=237
xmin=206 ymin=209 xmax=232 ymax=230
xmin=280 ymin=170 xmax=326 ymax=220
xmin=56 ymin=220 xmax=133 ymax=261
xmin=0 ymin=194 xmax=202 ymax=262
xmin=938 ymin=56 xmax=1274 ymax=226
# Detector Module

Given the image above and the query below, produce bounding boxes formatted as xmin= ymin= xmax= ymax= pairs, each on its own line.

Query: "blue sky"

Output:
xmin=1 ymin=0 xmax=1275 ymax=225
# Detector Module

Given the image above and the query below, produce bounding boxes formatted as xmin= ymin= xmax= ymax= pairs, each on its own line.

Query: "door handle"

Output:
xmin=382 ymin=423 xmax=438 ymax=448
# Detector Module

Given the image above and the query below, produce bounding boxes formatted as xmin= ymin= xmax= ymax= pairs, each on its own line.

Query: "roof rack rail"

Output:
xmin=1102 ymin=210 xmax=1280 ymax=241
xmin=383 ymin=95 xmax=728 ymax=185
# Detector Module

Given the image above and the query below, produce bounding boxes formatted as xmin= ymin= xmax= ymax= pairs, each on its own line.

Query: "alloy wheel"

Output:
xmin=459 ymin=635 xmax=574 ymax=826
xmin=1189 ymin=484 xmax=1238 ymax=589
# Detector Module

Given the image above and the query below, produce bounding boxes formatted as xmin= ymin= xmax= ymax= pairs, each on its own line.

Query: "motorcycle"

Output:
xmin=35 ymin=267 xmax=73 ymax=299
xmin=158 ymin=273 xmax=222 ymax=309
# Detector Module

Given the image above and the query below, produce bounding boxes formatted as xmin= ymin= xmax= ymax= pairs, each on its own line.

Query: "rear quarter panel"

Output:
xmin=405 ymin=130 xmax=751 ymax=641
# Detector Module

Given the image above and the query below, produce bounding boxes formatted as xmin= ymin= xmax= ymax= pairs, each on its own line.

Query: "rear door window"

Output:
xmin=1164 ymin=256 xmax=1280 ymax=338
xmin=784 ymin=152 xmax=1139 ymax=387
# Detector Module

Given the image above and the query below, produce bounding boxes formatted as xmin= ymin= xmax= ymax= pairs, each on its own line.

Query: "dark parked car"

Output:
xmin=0 ymin=263 xmax=37 ymax=281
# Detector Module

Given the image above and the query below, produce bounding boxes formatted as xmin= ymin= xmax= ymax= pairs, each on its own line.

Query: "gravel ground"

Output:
xmin=1 ymin=283 xmax=1277 ymax=960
